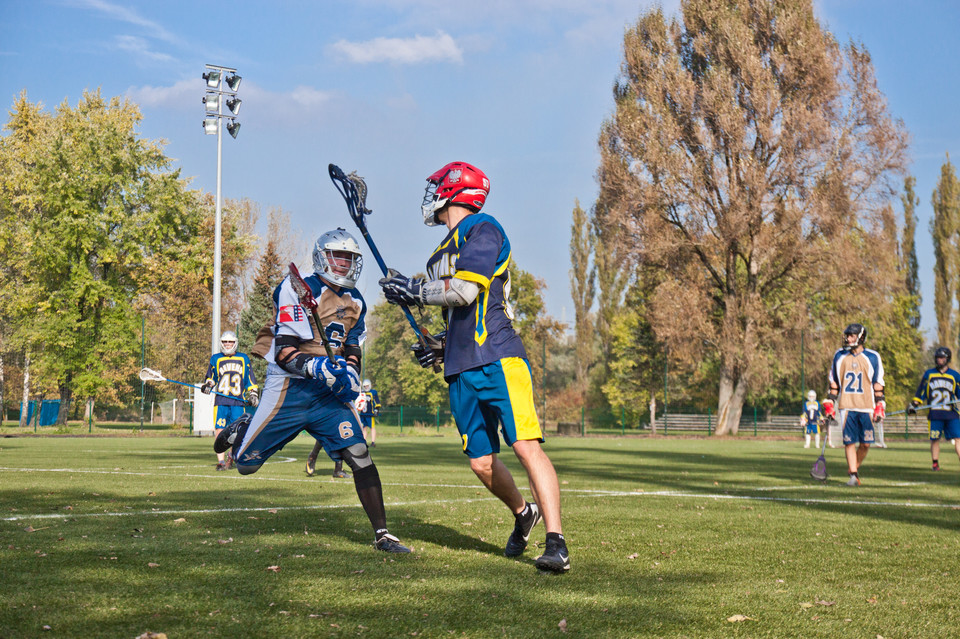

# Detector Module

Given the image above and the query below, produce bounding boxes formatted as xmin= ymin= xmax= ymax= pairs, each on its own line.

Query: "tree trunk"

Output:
xmin=649 ymin=394 xmax=657 ymax=435
xmin=19 ymin=354 xmax=30 ymax=428
xmin=713 ymin=366 xmax=748 ymax=436
xmin=84 ymin=397 xmax=94 ymax=423
xmin=57 ymin=383 xmax=72 ymax=425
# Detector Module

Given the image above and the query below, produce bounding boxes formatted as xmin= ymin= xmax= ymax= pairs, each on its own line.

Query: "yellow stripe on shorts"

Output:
xmin=501 ymin=357 xmax=543 ymax=441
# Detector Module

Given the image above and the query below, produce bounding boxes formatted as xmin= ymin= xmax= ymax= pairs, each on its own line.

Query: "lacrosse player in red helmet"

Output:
xmin=380 ymin=162 xmax=569 ymax=572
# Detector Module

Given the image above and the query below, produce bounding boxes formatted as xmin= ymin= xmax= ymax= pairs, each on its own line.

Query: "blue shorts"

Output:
xmin=233 ymin=376 xmax=365 ymax=468
xmin=360 ymin=415 xmax=374 ymax=429
xmin=841 ymin=410 xmax=875 ymax=445
xmin=215 ymin=404 xmax=247 ymax=430
xmin=805 ymin=422 xmax=820 ymax=435
xmin=929 ymin=418 xmax=960 ymax=441
xmin=448 ymin=357 xmax=543 ymax=459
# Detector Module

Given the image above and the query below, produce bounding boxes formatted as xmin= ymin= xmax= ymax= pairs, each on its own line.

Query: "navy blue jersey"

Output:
xmin=204 ymin=352 xmax=257 ymax=406
xmin=357 ymin=389 xmax=379 ymax=418
xmin=802 ymin=400 xmax=821 ymax=424
xmin=425 ymin=213 xmax=527 ymax=376
xmin=912 ymin=367 xmax=960 ymax=421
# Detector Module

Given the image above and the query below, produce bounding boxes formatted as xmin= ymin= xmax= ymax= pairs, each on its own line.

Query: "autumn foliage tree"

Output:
xmin=597 ymin=0 xmax=908 ymax=434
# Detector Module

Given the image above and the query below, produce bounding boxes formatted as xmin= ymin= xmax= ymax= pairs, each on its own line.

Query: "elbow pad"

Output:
xmin=422 ymin=277 xmax=480 ymax=307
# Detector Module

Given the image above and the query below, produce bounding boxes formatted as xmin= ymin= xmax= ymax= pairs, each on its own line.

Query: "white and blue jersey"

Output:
xmin=802 ymin=400 xmax=821 ymax=434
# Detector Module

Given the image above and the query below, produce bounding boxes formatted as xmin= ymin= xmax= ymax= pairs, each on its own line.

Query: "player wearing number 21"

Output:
xmin=822 ymin=323 xmax=885 ymax=487
xmin=202 ymin=331 xmax=258 ymax=471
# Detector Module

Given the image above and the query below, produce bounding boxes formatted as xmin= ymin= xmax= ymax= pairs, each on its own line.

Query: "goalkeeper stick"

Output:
xmin=138 ymin=367 xmax=249 ymax=403
xmin=328 ymin=163 xmax=442 ymax=372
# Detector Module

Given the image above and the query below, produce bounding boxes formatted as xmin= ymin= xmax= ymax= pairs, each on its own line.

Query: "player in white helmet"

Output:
xmin=215 ymin=228 xmax=409 ymax=553
xmin=355 ymin=379 xmax=380 ymax=448
xmin=202 ymin=330 xmax=258 ymax=470
xmin=800 ymin=390 xmax=821 ymax=449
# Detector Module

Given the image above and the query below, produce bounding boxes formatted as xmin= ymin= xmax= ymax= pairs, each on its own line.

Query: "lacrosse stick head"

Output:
xmin=139 ymin=367 xmax=165 ymax=382
xmin=288 ymin=262 xmax=318 ymax=310
xmin=328 ymin=163 xmax=372 ymax=225
xmin=810 ymin=456 xmax=828 ymax=481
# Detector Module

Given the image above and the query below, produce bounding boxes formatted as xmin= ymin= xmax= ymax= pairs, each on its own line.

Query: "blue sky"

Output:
xmin=1 ymin=0 xmax=958 ymax=342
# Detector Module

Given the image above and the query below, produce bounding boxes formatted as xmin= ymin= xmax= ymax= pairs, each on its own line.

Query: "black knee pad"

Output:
xmin=340 ymin=442 xmax=372 ymax=471
xmin=352 ymin=464 xmax=379 ymax=490
xmin=237 ymin=463 xmax=262 ymax=475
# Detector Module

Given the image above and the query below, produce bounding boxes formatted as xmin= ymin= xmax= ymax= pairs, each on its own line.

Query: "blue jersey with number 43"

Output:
xmin=204 ymin=353 xmax=257 ymax=407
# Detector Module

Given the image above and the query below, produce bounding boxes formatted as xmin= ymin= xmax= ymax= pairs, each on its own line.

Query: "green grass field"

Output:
xmin=2 ymin=433 xmax=958 ymax=638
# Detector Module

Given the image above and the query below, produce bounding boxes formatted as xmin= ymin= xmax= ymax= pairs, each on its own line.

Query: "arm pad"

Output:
xmin=421 ymin=277 xmax=480 ymax=307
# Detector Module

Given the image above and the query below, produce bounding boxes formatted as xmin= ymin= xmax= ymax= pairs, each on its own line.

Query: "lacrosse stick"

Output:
xmin=887 ymin=398 xmax=960 ymax=416
xmin=809 ymin=418 xmax=830 ymax=481
xmin=287 ymin=262 xmax=338 ymax=365
xmin=138 ymin=367 xmax=247 ymax=403
xmin=328 ymin=163 xmax=442 ymax=373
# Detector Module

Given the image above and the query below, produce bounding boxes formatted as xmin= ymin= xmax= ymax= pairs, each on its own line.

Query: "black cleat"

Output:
xmin=504 ymin=502 xmax=541 ymax=557
xmin=332 ymin=469 xmax=349 ymax=478
xmin=214 ymin=414 xmax=251 ymax=454
xmin=535 ymin=537 xmax=570 ymax=573
xmin=375 ymin=533 xmax=411 ymax=553
xmin=305 ymin=456 xmax=317 ymax=477
xmin=933 ymin=461 xmax=941 ymax=471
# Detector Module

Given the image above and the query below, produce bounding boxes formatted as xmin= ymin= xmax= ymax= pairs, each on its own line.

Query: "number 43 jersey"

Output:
xmin=829 ymin=348 xmax=884 ymax=414
xmin=204 ymin=352 xmax=257 ymax=407
xmin=913 ymin=367 xmax=960 ymax=421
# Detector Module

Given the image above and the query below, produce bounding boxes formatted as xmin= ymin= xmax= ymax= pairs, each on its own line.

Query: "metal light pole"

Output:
xmin=202 ymin=64 xmax=242 ymax=355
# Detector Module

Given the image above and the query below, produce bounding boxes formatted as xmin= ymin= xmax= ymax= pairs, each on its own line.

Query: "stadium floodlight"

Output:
xmin=203 ymin=92 xmax=220 ymax=112
xmin=203 ymin=70 xmax=221 ymax=89
xmin=201 ymin=63 xmax=241 ymax=355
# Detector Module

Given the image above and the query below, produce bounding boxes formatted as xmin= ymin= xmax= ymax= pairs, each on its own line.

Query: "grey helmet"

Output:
xmin=807 ymin=390 xmax=816 ymax=402
xmin=313 ymin=228 xmax=363 ymax=288
xmin=220 ymin=330 xmax=238 ymax=356
xmin=362 ymin=379 xmax=372 ymax=391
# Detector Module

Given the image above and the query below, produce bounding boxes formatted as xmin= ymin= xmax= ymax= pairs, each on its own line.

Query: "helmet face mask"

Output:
xmin=362 ymin=379 xmax=372 ymax=391
xmin=807 ymin=390 xmax=817 ymax=402
xmin=842 ymin=323 xmax=866 ymax=350
xmin=421 ymin=162 xmax=490 ymax=226
xmin=313 ymin=228 xmax=363 ymax=288
xmin=935 ymin=346 xmax=952 ymax=367
xmin=220 ymin=330 xmax=238 ymax=356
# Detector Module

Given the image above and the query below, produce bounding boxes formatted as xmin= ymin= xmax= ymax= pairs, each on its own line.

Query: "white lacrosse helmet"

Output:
xmin=807 ymin=390 xmax=817 ymax=401
xmin=313 ymin=228 xmax=363 ymax=288
xmin=220 ymin=331 xmax=238 ymax=356
xmin=363 ymin=379 xmax=372 ymax=391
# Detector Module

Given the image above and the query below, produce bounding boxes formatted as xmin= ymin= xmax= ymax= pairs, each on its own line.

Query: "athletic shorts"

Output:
xmin=448 ymin=357 xmax=543 ymax=459
xmin=929 ymin=418 xmax=960 ymax=441
xmin=805 ymin=422 xmax=820 ymax=435
xmin=233 ymin=376 xmax=365 ymax=468
xmin=214 ymin=404 xmax=247 ymax=430
xmin=360 ymin=415 xmax=374 ymax=429
xmin=840 ymin=410 xmax=875 ymax=445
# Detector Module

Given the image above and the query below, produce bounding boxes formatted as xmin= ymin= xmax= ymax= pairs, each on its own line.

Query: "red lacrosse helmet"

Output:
xmin=421 ymin=161 xmax=490 ymax=226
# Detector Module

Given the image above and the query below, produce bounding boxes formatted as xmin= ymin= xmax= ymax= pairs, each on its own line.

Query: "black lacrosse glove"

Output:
xmin=379 ymin=269 xmax=424 ymax=308
xmin=907 ymin=400 xmax=920 ymax=415
xmin=411 ymin=331 xmax=445 ymax=369
xmin=201 ymin=379 xmax=215 ymax=395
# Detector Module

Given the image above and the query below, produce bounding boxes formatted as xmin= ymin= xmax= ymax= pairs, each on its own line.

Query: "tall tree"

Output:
xmin=568 ymin=199 xmax=595 ymax=391
xmin=900 ymin=176 xmax=921 ymax=330
xmin=931 ymin=155 xmax=959 ymax=348
xmin=598 ymin=0 xmax=908 ymax=434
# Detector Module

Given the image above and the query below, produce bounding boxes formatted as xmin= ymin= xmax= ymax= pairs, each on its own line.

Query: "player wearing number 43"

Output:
xmin=379 ymin=161 xmax=569 ymax=573
xmin=822 ymin=323 xmax=885 ymax=487
xmin=215 ymin=227 xmax=410 ymax=554
xmin=908 ymin=347 xmax=960 ymax=471
xmin=202 ymin=331 xmax=258 ymax=471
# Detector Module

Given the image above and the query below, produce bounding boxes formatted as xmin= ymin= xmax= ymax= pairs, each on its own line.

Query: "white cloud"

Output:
xmin=65 ymin=0 xmax=181 ymax=44
xmin=330 ymin=31 xmax=462 ymax=65
xmin=127 ymin=78 xmax=196 ymax=109
xmin=114 ymin=35 xmax=175 ymax=64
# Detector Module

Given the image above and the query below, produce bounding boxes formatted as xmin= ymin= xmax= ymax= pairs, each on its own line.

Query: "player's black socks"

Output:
xmin=352 ymin=464 xmax=387 ymax=533
xmin=546 ymin=532 xmax=566 ymax=546
xmin=516 ymin=502 xmax=534 ymax=524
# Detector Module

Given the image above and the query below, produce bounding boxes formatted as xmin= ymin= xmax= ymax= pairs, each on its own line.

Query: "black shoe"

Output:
xmin=214 ymin=414 xmax=251 ymax=454
xmin=369 ymin=442 xmax=376 ymax=448
xmin=305 ymin=457 xmax=316 ymax=477
xmin=535 ymin=537 xmax=570 ymax=573
xmin=332 ymin=469 xmax=349 ymax=478
xmin=933 ymin=461 xmax=941 ymax=471
xmin=504 ymin=502 xmax=541 ymax=557
xmin=375 ymin=533 xmax=411 ymax=553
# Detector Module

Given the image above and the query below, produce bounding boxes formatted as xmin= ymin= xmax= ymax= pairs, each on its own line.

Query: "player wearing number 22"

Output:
xmin=909 ymin=347 xmax=960 ymax=471
xmin=215 ymin=227 xmax=409 ymax=553
xmin=203 ymin=331 xmax=258 ymax=471
xmin=823 ymin=323 xmax=885 ymax=486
